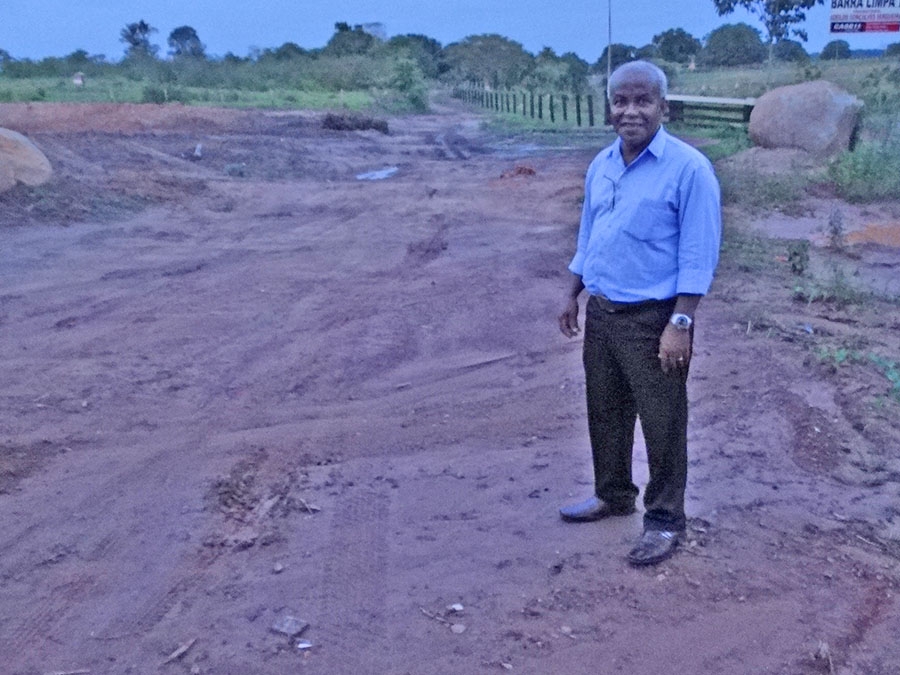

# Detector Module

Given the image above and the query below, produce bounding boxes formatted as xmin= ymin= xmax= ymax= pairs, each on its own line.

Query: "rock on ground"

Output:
xmin=749 ymin=80 xmax=862 ymax=158
xmin=0 ymin=127 xmax=53 ymax=192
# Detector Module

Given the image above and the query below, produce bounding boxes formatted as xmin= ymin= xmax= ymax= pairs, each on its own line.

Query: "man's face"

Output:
xmin=609 ymin=75 xmax=667 ymax=155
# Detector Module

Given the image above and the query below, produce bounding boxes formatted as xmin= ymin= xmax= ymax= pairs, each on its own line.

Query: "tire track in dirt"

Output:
xmin=0 ymin=434 xmax=213 ymax=671
xmin=307 ymin=464 xmax=393 ymax=673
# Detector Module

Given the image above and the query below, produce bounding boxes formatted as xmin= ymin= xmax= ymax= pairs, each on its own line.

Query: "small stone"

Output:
xmin=273 ymin=562 xmax=285 ymax=574
xmin=447 ymin=603 xmax=464 ymax=613
xmin=297 ymin=641 xmax=314 ymax=651
xmin=271 ymin=615 xmax=309 ymax=638
xmin=190 ymin=666 xmax=201 ymax=675
xmin=450 ymin=623 xmax=466 ymax=634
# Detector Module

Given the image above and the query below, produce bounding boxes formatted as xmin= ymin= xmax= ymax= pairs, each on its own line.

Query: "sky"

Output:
xmin=1 ymin=1 xmax=895 ymax=63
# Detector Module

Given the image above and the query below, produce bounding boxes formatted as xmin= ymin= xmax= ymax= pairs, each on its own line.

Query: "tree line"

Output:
xmin=1 ymin=8 xmax=899 ymax=108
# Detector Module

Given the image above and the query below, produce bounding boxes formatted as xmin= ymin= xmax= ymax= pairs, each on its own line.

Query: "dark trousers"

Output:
xmin=583 ymin=295 xmax=689 ymax=532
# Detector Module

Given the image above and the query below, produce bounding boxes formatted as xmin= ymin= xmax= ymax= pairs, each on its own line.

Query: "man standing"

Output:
xmin=558 ymin=61 xmax=721 ymax=566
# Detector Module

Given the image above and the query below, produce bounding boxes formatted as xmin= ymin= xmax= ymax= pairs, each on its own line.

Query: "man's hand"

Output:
xmin=658 ymin=322 xmax=691 ymax=374
xmin=558 ymin=297 xmax=580 ymax=338
xmin=559 ymin=274 xmax=585 ymax=338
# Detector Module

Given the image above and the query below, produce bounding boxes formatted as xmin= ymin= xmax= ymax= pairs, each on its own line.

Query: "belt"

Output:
xmin=590 ymin=294 xmax=673 ymax=314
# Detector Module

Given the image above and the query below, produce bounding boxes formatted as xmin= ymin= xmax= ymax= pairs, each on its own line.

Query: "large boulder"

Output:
xmin=749 ymin=80 xmax=862 ymax=158
xmin=0 ymin=127 xmax=53 ymax=193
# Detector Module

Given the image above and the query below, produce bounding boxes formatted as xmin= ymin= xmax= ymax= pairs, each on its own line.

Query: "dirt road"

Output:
xmin=1 ymin=101 xmax=899 ymax=674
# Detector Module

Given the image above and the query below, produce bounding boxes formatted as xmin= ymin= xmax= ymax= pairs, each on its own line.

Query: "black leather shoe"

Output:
xmin=627 ymin=529 xmax=681 ymax=566
xmin=559 ymin=496 xmax=636 ymax=522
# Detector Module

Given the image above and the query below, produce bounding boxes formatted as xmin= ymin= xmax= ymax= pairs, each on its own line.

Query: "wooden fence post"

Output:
xmin=549 ymin=94 xmax=555 ymax=123
xmin=562 ymin=95 xmax=568 ymax=122
xmin=575 ymin=95 xmax=582 ymax=127
xmin=522 ymin=93 xmax=527 ymax=117
xmin=538 ymin=94 xmax=543 ymax=120
xmin=529 ymin=92 xmax=535 ymax=118
xmin=513 ymin=92 xmax=517 ymax=114
xmin=588 ymin=95 xmax=595 ymax=127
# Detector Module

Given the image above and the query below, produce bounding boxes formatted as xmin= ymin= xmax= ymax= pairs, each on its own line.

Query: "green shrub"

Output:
xmin=141 ymin=84 xmax=192 ymax=103
xmin=829 ymin=141 xmax=900 ymax=202
xmin=717 ymin=165 xmax=806 ymax=212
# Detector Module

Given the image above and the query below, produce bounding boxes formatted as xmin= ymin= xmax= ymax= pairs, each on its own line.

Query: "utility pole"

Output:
xmin=607 ymin=0 xmax=612 ymax=85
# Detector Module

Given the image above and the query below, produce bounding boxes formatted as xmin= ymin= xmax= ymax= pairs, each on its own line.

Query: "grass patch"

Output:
xmin=792 ymin=264 xmax=870 ymax=308
xmin=719 ymin=221 xmax=781 ymax=274
xmin=718 ymin=164 xmax=808 ymax=213
xmin=0 ymin=74 xmax=375 ymax=110
xmin=668 ymin=122 xmax=751 ymax=162
xmin=828 ymin=140 xmax=900 ymax=203
xmin=816 ymin=346 xmax=900 ymax=402
xmin=672 ymin=59 xmax=893 ymax=100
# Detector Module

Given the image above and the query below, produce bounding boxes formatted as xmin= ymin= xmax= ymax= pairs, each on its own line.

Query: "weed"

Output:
xmin=817 ymin=345 xmax=862 ymax=366
xmin=719 ymin=223 xmax=778 ymax=273
xmin=868 ymin=354 xmax=900 ymax=400
xmin=826 ymin=208 xmax=846 ymax=252
xmin=786 ymin=240 xmax=810 ymax=275
xmin=801 ymin=64 xmax=823 ymax=81
xmin=829 ymin=140 xmax=900 ymax=203
xmin=816 ymin=346 xmax=900 ymax=402
xmin=792 ymin=264 xmax=868 ymax=308
xmin=718 ymin=165 xmax=807 ymax=213
xmin=667 ymin=123 xmax=751 ymax=162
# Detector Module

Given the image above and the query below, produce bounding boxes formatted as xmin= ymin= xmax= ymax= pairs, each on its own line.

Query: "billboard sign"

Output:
xmin=830 ymin=0 xmax=900 ymax=32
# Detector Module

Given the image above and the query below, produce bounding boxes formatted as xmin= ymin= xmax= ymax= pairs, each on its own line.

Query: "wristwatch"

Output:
xmin=669 ymin=313 xmax=693 ymax=330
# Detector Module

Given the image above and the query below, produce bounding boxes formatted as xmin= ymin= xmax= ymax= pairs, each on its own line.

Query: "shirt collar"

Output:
xmin=608 ymin=126 xmax=668 ymax=163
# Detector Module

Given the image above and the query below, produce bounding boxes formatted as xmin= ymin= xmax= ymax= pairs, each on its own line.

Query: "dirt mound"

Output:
xmin=0 ymin=102 xmax=250 ymax=134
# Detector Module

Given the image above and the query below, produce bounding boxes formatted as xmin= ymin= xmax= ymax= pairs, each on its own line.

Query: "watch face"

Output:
xmin=671 ymin=314 xmax=691 ymax=329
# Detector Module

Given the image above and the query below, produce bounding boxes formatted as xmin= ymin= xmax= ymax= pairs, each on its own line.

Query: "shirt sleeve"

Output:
xmin=675 ymin=158 xmax=721 ymax=296
xmin=568 ymin=163 xmax=596 ymax=277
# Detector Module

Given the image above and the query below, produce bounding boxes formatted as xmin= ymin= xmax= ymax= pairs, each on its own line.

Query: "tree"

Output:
xmin=168 ymin=25 xmax=205 ymax=59
xmin=521 ymin=47 xmax=589 ymax=93
xmin=559 ymin=51 xmax=590 ymax=93
xmin=386 ymin=34 xmax=444 ymax=78
xmin=443 ymin=34 xmax=534 ymax=89
xmin=593 ymin=43 xmax=637 ymax=74
xmin=820 ymin=39 xmax=851 ymax=60
xmin=120 ymin=20 xmax=158 ymax=58
xmin=700 ymin=23 xmax=766 ymax=66
xmin=635 ymin=44 xmax=659 ymax=60
xmin=262 ymin=42 xmax=307 ymax=61
xmin=884 ymin=42 xmax=900 ymax=58
xmin=773 ymin=38 xmax=809 ymax=62
xmin=322 ymin=22 xmax=379 ymax=57
xmin=652 ymin=28 xmax=701 ymax=64
xmin=712 ymin=0 xmax=824 ymax=61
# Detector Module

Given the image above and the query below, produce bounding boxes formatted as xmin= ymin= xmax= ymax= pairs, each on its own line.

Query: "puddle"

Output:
xmin=846 ymin=222 xmax=900 ymax=248
xmin=356 ymin=166 xmax=399 ymax=181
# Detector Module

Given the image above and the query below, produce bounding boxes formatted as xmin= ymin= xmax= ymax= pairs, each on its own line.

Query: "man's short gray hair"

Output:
xmin=607 ymin=60 xmax=668 ymax=100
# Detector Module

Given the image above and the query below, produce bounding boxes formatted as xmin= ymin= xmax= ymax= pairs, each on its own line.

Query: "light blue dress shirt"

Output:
xmin=569 ymin=127 xmax=721 ymax=303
